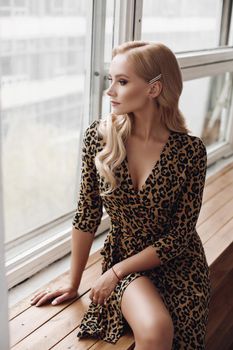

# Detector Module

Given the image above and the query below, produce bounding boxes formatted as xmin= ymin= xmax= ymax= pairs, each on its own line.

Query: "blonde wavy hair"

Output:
xmin=95 ymin=40 xmax=189 ymax=196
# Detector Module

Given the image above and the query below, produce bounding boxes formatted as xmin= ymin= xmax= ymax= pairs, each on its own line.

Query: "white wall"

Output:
xmin=0 ymin=108 xmax=9 ymax=348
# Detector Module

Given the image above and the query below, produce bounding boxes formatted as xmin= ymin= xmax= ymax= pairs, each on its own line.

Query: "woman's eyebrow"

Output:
xmin=108 ymin=73 xmax=130 ymax=78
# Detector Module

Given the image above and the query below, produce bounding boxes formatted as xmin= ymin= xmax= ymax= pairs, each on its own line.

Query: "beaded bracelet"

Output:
xmin=111 ymin=266 xmax=120 ymax=281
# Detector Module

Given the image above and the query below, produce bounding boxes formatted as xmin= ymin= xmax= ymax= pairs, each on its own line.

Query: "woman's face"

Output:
xmin=106 ymin=54 xmax=152 ymax=115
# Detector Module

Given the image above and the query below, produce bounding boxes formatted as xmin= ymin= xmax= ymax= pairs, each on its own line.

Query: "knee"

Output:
xmin=135 ymin=314 xmax=174 ymax=350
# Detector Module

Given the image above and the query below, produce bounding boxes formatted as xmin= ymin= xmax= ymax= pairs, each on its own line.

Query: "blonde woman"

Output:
xmin=31 ymin=41 xmax=211 ymax=350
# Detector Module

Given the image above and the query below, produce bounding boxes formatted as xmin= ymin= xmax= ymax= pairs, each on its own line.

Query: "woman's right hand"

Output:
xmin=30 ymin=286 xmax=78 ymax=307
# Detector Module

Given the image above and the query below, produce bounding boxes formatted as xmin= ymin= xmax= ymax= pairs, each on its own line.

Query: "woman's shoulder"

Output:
xmin=172 ymin=130 xmax=206 ymax=155
xmin=84 ymin=119 xmax=100 ymax=136
xmin=83 ymin=119 xmax=105 ymax=151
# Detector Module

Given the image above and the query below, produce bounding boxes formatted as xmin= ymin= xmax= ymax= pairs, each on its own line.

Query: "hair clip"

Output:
xmin=148 ymin=73 xmax=162 ymax=84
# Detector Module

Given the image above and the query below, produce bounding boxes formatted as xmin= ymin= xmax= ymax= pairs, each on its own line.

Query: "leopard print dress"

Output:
xmin=72 ymin=119 xmax=211 ymax=349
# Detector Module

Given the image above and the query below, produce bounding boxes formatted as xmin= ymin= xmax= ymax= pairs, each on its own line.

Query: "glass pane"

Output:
xmin=180 ymin=72 xmax=233 ymax=146
xmin=104 ymin=0 xmax=114 ymax=62
xmin=0 ymin=0 xmax=91 ymax=243
xmin=0 ymin=0 xmax=10 ymax=5
xmin=141 ymin=0 xmax=222 ymax=52
xmin=102 ymin=0 xmax=115 ymax=116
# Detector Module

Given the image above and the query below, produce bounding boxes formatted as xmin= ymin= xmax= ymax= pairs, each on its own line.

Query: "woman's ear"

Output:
xmin=148 ymin=81 xmax=163 ymax=98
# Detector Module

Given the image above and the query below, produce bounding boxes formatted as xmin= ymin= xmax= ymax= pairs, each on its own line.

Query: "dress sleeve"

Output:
xmin=72 ymin=121 xmax=103 ymax=234
xmin=152 ymin=137 xmax=207 ymax=265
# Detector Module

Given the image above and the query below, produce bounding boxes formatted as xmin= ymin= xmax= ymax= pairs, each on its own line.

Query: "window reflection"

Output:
xmin=141 ymin=0 xmax=222 ymax=52
xmin=0 ymin=0 xmax=88 ymax=243
xmin=180 ymin=73 xmax=233 ymax=146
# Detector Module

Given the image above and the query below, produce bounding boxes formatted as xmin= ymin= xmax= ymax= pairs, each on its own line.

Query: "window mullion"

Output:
xmin=89 ymin=0 xmax=107 ymax=124
xmin=82 ymin=0 xmax=95 ymax=130
xmin=176 ymin=47 xmax=233 ymax=80
xmin=181 ymin=60 xmax=233 ymax=81
xmin=113 ymin=0 xmax=136 ymax=46
xmin=219 ymin=0 xmax=233 ymax=45
xmin=134 ymin=0 xmax=143 ymax=40
xmin=177 ymin=47 xmax=233 ymax=68
xmin=75 ymin=0 xmax=94 ymax=201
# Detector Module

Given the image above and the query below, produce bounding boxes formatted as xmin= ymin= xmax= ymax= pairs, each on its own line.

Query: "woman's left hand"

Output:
xmin=89 ymin=267 xmax=120 ymax=305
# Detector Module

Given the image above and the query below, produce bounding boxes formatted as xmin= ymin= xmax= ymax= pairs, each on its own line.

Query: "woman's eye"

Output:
xmin=119 ymin=80 xmax=127 ymax=85
xmin=107 ymin=77 xmax=127 ymax=86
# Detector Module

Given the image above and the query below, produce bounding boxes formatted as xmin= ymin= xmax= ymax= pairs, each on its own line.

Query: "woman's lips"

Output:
xmin=111 ymin=101 xmax=120 ymax=105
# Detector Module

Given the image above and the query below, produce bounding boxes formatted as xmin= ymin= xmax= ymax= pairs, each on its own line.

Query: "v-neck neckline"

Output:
xmin=124 ymin=131 xmax=173 ymax=194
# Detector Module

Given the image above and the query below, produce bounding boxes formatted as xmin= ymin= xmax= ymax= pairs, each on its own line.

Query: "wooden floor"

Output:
xmin=9 ymin=162 xmax=233 ymax=350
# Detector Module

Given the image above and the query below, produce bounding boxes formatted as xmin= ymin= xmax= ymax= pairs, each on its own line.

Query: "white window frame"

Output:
xmin=5 ymin=0 xmax=233 ymax=289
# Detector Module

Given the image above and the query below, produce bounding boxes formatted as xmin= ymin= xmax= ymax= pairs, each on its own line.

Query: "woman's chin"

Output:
xmin=111 ymin=107 xmax=129 ymax=115
xmin=111 ymin=109 xmax=122 ymax=115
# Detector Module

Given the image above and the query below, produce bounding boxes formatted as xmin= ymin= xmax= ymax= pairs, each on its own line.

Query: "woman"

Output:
xmin=31 ymin=41 xmax=211 ymax=350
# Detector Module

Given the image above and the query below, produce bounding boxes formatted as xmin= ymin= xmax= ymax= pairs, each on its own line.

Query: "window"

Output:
xmin=180 ymin=72 xmax=233 ymax=146
xmin=141 ymin=0 xmax=222 ymax=52
xmin=1 ymin=7 xmax=90 ymax=246
xmin=138 ymin=0 xmax=233 ymax=161
xmin=102 ymin=0 xmax=115 ymax=116
xmin=1 ymin=0 xmax=100 ymax=288
xmin=1 ymin=57 xmax=11 ymax=76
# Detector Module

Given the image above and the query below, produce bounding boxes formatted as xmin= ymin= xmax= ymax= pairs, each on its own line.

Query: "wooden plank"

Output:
xmin=205 ymin=162 xmax=233 ymax=187
xmin=12 ymin=282 xmax=135 ymax=350
xmin=208 ymin=243 xmax=233 ymax=290
xmin=206 ymin=270 xmax=233 ymax=348
xmin=10 ymin=261 xmax=102 ymax=348
xmin=9 ymin=250 xmax=101 ymax=320
xmin=12 ymin=293 xmax=97 ymax=350
xmin=50 ymin=327 xmax=99 ymax=350
xmin=207 ymin=297 xmax=233 ymax=350
xmin=204 ymin=237 xmax=233 ymax=349
xmin=88 ymin=330 xmax=134 ymax=350
xmin=204 ymin=223 xmax=233 ymax=266
xmin=51 ymin=327 xmax=134 ymax=350
xmin=198 ymin=182 xmax=233 ymax=226
xmin=198 ymin=197 xmax=233 ymax=245
xmin=203 ymin=165 xmax=233 ymax=203
xmin=208 ymin=320 xmax=233 ymax=350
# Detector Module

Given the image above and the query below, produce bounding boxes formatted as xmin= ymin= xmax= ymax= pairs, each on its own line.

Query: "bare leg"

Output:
xmin=121 ymin=276 xmax=174 ymax=350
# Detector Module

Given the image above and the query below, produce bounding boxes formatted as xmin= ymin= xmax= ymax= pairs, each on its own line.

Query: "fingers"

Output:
xmin=30 ymin=288 xmax=77 ymax=307
xmin=97 ymin=296 xmax=108 ymax=305
xmin=92 ymin=296 xmax=106 ymax=305
xmin=89 ymin=291 xmax=108 ymax=306
xmin=51 ymin=292 xmax=70 ymax=305
xmin=30 ymin=290 xmax=50 ymax=305
xmin=30 ymin=290 xmax=60 ymax=307
xmin=31 ymin=290 xmax=48 ymax=300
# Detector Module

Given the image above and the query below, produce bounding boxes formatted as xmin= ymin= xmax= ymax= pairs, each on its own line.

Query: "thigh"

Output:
xmin=120 ymin=275 xmax=173 ymax=338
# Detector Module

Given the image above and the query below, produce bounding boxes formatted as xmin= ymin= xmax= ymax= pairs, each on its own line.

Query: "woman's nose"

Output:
xmin=105 ymin=83 xmax=116 ymax=97
xmin=105 ymin=87 xmax=113 ymax=96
